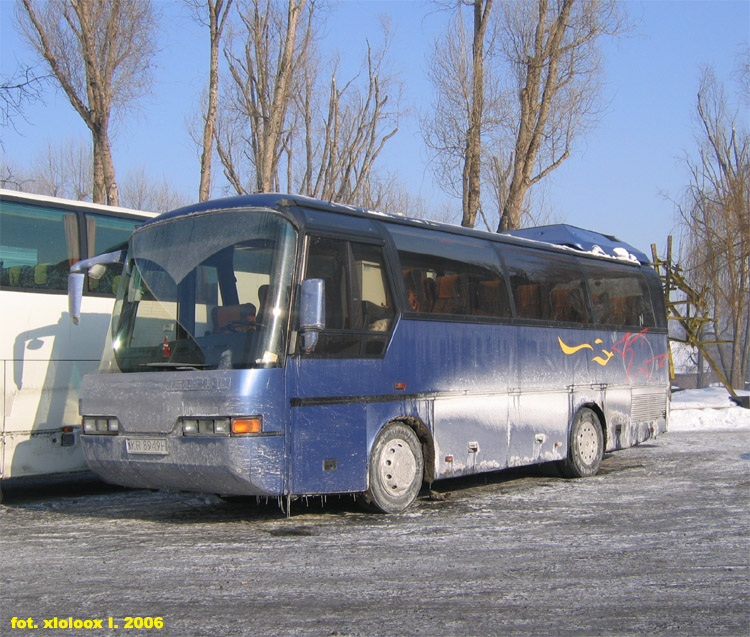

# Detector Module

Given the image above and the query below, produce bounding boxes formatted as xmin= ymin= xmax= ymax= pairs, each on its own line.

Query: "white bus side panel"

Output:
xmin=1 ymin=291 xmax=114 ymax=479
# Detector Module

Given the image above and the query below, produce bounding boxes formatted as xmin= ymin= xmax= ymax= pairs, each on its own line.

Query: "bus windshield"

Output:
xmin=101 ymin=209 xmax=297 ymax=372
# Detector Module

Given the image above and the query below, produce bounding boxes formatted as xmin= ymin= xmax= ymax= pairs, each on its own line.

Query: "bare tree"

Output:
xmin=425 ymin=0 xmax=627 ymax=231
xmin=464 ymin=0 xmax=494 ymax=228
xmin=36 ymin=138 xmax=93 ymax=200
xmin=423 ymin=0 xmax=498 ymax=228
xmin=216 ymin=1 xmax=400 ymax=203
xmin=677 ymin=66 xmax=750 ymax=389
xmin=496 ymin=0 xmax=627 ymax=231
xmin=2 ymin=138 xmax=93 ymax=200
xmin=299 ymin=36 xmax=399 ymax=206
xmin=0 ymin=160 xmax=27 ymax=191
xmin=186 ymin=0 xmax=234 ymax=201
xmin=217 ymin=0 xmax=309 ymax=194
xmin=17 ymin=0 xmax=158 ymax=206
xmin=120 ymin=166 xmax=192 ymax=212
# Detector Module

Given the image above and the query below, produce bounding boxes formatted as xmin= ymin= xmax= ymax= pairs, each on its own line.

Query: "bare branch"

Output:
xmin=17 ymin=0 xmax=158 ymax=205
xmin=677 ymin=66 xmax=750 ymax=388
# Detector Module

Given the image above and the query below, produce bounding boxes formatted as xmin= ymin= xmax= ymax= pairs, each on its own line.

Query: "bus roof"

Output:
xmin=144 ymin=193 xmax=651 ymax=265
xmin=0 ymin=188 xmax=158 ymax=219
xmin=502 ymin=224 xmax=650 ymax=264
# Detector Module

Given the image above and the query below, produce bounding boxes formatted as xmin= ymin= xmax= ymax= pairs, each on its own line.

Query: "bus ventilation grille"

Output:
xmin=631 ymin=393 xmax=667 ymax=422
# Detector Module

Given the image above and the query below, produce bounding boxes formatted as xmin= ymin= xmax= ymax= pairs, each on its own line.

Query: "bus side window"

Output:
xmin=305 ymin=237 xmax=351 ymax=330
xmin=303 ymin=236 xmax=394 ymax=357
xmin=351 ymin=242 xmax=394 ymax=332
xmin=503 ymin=247 xmax=590 ymax=324
xmin=83 ymin=212 xmax=145 ymax=296
xmin=0 ymin=200 xmax=79 ymax=292
xmin=390 ymin=225 xmax=511 ymax=320
xmin=583 ymin=263 xmax=656 ymax=328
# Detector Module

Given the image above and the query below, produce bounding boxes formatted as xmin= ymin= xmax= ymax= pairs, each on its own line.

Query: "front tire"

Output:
xmin=363 ymin=423 xmax=423 ymax=513
xmin=559 ymin=408 xmax=604 ymax=478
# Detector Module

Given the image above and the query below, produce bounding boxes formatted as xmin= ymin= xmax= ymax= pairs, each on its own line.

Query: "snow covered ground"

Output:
xmin=670 ymin=386 xmax=750 ymax=432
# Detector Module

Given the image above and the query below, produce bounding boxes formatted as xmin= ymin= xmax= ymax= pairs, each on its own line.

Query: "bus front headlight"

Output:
xmin=82 ymin=417 xmax=120 ymax=435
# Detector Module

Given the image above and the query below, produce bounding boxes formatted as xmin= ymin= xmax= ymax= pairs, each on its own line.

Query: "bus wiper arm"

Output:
xmin=144 ymin=362 xmax=211 ymax=371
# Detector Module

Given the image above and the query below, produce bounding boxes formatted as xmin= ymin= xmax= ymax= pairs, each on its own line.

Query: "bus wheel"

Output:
xmin=363 ymin=423 xmax=423 ymax=513
xmin=560 ymin=408 xmax=604 ymax=479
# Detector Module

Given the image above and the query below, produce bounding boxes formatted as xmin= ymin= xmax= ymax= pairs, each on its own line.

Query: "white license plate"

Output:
xmin=126 ymin=438 xmax=168 ymax=455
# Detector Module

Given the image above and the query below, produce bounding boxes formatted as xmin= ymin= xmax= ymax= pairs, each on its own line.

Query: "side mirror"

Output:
xmin=68 ymin=250 xmax=125 ymax=325
xmin=300 ymin=278 xmax=325 ymax=352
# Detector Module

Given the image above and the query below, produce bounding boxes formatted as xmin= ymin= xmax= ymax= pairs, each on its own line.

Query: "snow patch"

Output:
xmin=670 ymin=387 xmax=750 ymax=432
xmin=589 ymin=244 xmax=608 ymax=257
xmin=612 ymin=247 xmax=640 ymax=263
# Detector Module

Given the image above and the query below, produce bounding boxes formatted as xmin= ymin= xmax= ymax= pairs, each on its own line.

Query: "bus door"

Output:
xmin=287 ymin=236 xmax=397 ymax=496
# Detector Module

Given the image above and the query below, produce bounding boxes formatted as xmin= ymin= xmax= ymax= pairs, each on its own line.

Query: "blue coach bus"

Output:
xmin=69 ymin=194 xmax=669 ymax=513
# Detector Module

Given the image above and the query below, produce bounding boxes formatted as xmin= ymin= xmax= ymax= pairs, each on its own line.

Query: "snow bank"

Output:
xmin=669 ymin=387 xmax=750 ymax=432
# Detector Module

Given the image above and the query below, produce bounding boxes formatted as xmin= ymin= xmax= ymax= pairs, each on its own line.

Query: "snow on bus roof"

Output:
xmin=502 ymin=224 xmax=649 ymax=264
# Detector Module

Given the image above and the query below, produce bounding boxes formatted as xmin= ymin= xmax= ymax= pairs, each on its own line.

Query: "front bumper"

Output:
xmin=81 ymin=433 xmax=285 ymax=496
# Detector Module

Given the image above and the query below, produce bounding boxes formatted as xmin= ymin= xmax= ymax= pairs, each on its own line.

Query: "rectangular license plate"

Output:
xmin=126 ymin=438 xmax=168 ymax=455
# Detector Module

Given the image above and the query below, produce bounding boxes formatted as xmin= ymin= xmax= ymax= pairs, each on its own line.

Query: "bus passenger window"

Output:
xmin=0 ymin=200 xmax=79 ymax=292
xmin=351 ymin=243 xmax=394 ymax=332
xmin=503 ymin=247 xmax=590 ymax=324
xmin=390 ymin=225 xmax=511 ymax=320
xmin=84 ymin=213 xmax=145 ymax=295
xmin=582 ymin=262 xmax=655 ymax=328
xmin=403 ymin=269 xmax=436 ymax=313
xmin=303 ymin=236 xmax=395 ymax=357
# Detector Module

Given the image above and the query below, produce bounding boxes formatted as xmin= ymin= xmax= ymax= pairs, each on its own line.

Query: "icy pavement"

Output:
xmin=2 ymin=427 xmax=748 ymax=637
xmin=1 ymin=387 xmax=748 ymax=636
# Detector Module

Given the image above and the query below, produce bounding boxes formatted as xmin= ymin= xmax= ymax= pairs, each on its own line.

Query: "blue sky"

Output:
xmin=1 ymin=0 xmax=748 ymax=255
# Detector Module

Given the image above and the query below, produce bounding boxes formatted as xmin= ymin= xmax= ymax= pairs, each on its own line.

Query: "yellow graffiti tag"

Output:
xmin=558 ymin=336 xmax=614 ymax=366
xmin=557 ymin=337 xmax=593 ymax=355
xmin=592 ymin=350 xmax=614 ymax=365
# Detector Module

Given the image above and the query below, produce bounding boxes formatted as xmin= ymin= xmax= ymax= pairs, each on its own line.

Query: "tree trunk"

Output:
xmin=461 ymin=0 xmax=493 ymax=228
xmin=198 ymin=0 xmax=232 ymax=202
xmin=198 ymin=7 xmax=220 ymax=201
xmin=256 ymin=0 xmax=306 ymax=192
xmin=91 ymin=125 xmax=118 ymax=206
xmin=18 ymin=0 xmax=156 ymax=206
xmin=499 ymin=180 xmax=528 ymax=231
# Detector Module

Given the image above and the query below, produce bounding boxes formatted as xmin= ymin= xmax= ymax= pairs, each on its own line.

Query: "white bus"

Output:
xmin=0 ymin=189 xmax=156 ymax=497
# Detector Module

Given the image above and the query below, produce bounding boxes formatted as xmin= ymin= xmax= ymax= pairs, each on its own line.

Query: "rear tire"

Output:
xmin=559 ymin=408 xmax=604 ymax=478
xmin=363 ymin=423 xmax=423 ymax=513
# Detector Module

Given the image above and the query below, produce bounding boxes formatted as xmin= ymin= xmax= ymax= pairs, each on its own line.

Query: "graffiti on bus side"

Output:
xmin=558 ymin=328 xmax=668 ymax=382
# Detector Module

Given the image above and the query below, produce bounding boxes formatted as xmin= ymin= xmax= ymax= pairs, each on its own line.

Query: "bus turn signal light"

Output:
xmin=231 ymin=417 xmax=262 ymax=435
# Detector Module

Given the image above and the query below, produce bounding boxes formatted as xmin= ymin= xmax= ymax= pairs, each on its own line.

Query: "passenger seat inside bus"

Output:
xmin=0 ymin=261 xmax=69 ymax=291
xmin=516 ymin=284 xmax=542 ymax=319
xmin=475 ymin=280 xmax=504 ymax=316
xmin=433 ymin=274 xmax=469 ymax=315
xmin=403 ymin=269 xmax=435 ymax=313
xmin=550 ymin=286 xmax=590 ymax=323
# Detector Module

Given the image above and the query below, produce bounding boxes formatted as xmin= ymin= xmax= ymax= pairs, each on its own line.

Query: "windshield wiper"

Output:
xmin=144 ymin=362 xmax=211 ymax=371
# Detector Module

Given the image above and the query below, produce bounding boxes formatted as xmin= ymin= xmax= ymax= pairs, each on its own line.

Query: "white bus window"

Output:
xmin=0 ymin=200 xmax=79 ymax=292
